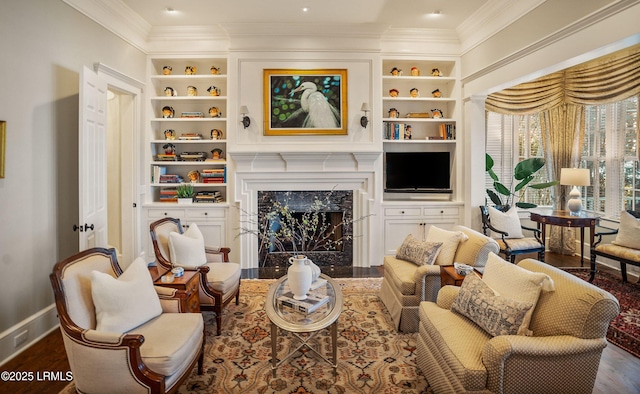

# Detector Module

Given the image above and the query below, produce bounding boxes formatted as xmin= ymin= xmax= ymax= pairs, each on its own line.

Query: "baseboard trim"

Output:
xmin=0 ymin=304 xmax=59 ymax=366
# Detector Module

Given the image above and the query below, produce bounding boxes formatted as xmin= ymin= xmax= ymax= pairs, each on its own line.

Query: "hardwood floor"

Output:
xmin=1 ymin=252 xmax=638 ymax=393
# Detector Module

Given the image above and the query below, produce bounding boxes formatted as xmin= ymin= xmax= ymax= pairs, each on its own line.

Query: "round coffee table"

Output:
xmin=265 ymin=273 xmax=343 ymax=377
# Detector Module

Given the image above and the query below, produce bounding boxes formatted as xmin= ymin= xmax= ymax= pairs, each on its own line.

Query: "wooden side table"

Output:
xmin=150 ymin=266 xmax=201 ymax=313
xmin=529 ymin=209 xmax=600 ymax=267
xmin=440 ymin=265 xmax=482 ymax=287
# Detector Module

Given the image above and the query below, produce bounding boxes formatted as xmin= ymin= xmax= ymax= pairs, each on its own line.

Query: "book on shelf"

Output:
xmin=152 ymin=165 xmax=167 ymax=183
xmin=180 ymin=112 xmax=204 ymax=118
xmin=178 ymin=133 xmax=202 ymax=140
xmin=156 ymin=154 xmax=177 ymax=161
xmin=277 ymin=291 xmax=330 ymax=315
xmin=384 ymin=122 xmax=410 ymax=140
xmin=438 ymin=123 xmax=456 ymax=140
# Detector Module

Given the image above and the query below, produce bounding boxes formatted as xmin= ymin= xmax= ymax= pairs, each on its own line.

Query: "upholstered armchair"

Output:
xmin=416 ymin=256 xmax=620 ymax=394
xmin=480 ymin=205 xmax=545 ymax=263
xmin=591 ymin=209 xmax=640 ymax=282
xmin=50 ymin=247 xmax=204 ymax=394
xmin=379 ymin=225 xmax=499 ymax=333
xmin=150 ymin=217 xmax=241 ymax=335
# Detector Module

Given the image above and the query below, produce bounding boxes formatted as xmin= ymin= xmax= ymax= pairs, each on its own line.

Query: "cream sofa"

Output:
xmin=379 ymin=225 xmax=499 ymax=333
xmin=416 ymin=258 xmax=620 ymax=394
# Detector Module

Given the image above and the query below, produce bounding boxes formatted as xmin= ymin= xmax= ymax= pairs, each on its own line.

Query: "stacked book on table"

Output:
xmin=277 ymin=279 xmax=330 ymax=315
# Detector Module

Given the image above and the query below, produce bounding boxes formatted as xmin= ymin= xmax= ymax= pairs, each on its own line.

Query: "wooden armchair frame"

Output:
xmin=590 ymin=210 xmax=640 ymax=282
xmin=150 ymin=217 xmax=240 ymax=335
xmin=480 ymin=206 xmax=545 ymax=263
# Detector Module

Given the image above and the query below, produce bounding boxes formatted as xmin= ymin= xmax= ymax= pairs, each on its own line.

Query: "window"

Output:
xmin=582 ymin=95 xmax=639 ymax=217
xmin=486 ymin=112 xmax=553 ymax=207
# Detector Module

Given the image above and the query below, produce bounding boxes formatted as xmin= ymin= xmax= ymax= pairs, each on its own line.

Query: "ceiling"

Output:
xmin=119 ymin=0 xmax=490 ymax=31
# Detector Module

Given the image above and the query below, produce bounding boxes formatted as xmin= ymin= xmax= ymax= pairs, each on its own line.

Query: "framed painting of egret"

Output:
xmin=263 ymin=69 xmax=348 ymax=135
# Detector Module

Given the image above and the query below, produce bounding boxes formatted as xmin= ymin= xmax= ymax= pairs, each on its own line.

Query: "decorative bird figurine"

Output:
xmin=291 ymin=82 xmax=340 ymax=128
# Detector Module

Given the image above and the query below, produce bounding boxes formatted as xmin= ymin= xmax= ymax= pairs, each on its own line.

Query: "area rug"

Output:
xmin=564 ymin=268 xmax=640 ymax=358
xmin=178 ymin=277 xmax=428 ymax=393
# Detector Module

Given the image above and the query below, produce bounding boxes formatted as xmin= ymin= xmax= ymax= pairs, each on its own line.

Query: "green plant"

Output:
xmin=176 ymin=183 xmax=195 ymax=199
xmin=485 ymin=153 xmax=557 ymax=209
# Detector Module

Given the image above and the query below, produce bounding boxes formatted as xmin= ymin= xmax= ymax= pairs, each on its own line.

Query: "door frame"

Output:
xmin=94 ymin=63 xmax=145 ymax=262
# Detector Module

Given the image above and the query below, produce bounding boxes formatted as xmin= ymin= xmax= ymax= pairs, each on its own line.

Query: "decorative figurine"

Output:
xmin=163 ymin=129 xmax=176 ymax=140
xmin=404 ymin=125 xmax=412 ymax=140
xmin=207 ymin=86 xmax=221 ymax=96
xmin=162 ymin=106 xmax=175 ymax=118
xmin=432 ymin=88 xmax=442 ymax=98
xmin=210 ymin=66 xmax=220 ymax=75
xmin=211 ymin=148 xmax=223 ymax=160
xmin=390 ymin=67 xmax=402 ymax=76
xmin=163 ymin=143 xmax=175 ymax=154
xmin=431 ymin=109 xmax=443 ymax=118
xmin=410 ymin=88 xmax=420 ymax=98
xmin=185 ymin=66 xmax=197 ymax=75
xmin=411 ymin=67 xmax=420 ymax=76
xmin=187 ymin=86 xmax=198 ymax=96
xmin=209 ymin=107 xmax=221 ymax=118
xmin=210 ymin=129 xmax=223 ymax=139
xmin=187 ymin=170 xmax=200 ymax=183
xmin=389 ymin=88 xmax=399 ymax=97
xmin=162 ymin=66 xmax=172 ymax=75
xmin=388 ymin=108 xmax=399 ymax=118
xmin=164 ymin=87 xmax=177 ymax=97
xmin=431 ymin=68 xmax=442 ymax=77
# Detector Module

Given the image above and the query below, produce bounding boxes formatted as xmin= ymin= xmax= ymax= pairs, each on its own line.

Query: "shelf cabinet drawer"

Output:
xmin=148 ymin=208 xmax=185 ymax=219
xmin=186 ymin=208 xmax=226 ymax=220
xmin=423 ymin=207 xmax=459 ymax=217
xmin=384 ymin=208 xmax=422 ymax=217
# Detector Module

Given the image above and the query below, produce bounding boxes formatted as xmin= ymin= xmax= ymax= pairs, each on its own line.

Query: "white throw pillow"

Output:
xmin=481 ymin=253 xmax=555 ymax=336
xmin=425 ymin=226 xmax=469 ymax=266
xmin=487 ymin=206 xmax=524 ymax=239
xmin=612 ymin=210 xmax=640 ymax=250
xmin=91 ymin=257 xmax=162 ymax=333
xmin=169 ymin=223 xmax=207 ymax=269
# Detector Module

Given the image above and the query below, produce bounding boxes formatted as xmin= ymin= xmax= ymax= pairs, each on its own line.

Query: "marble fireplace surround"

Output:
xmin=233 ymin=152 xmax=380 ymax=270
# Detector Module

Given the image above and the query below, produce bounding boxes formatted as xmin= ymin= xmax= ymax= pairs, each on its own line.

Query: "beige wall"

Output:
xmin=0 ymin=0 xmax=145 ymax=362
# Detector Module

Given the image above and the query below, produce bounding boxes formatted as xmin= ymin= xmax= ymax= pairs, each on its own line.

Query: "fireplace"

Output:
xmin=257 ymin=190 xmax=353 ymax=267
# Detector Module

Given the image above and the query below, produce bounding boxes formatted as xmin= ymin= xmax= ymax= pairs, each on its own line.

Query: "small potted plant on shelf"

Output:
xmin=176 ymin=183 xmax=195 ymax=205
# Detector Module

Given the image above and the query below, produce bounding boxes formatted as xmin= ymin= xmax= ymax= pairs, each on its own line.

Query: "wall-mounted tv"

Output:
xmin=385 ymin=151 xmax=452 ymax=193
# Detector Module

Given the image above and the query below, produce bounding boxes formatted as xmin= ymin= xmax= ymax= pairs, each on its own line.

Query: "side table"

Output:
xmin=440 ymin=265 xmax=482 ymax=287
xmin=529 ymin=209 xmax=600 ymax=266
xmin=150 ymin=266 xmax=201 ymax=313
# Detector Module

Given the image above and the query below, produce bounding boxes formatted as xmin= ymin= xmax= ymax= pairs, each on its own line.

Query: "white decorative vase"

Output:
xmin=287 ymin=255 xmax=313 ymax=300
xmin=308 ymin=259 xmax=321 ymax=282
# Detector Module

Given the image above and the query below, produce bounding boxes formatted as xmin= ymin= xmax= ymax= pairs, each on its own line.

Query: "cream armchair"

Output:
xmin=150 ymin=217 xmax=241 ymax=335
xmin=379 ymin=225 xmax=499 ymax=333
xmin=50 ymin=247 xmax=204 ymax=394
xmin=417 ymin=258 xmax=620 ymax=394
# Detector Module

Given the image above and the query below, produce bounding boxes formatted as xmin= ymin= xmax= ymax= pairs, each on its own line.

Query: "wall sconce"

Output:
xmin=560 ymin=168 xmax=590 ymax=216
xmin=360 ymin=103 xmax=370 ymax=128
xmin=239 ymin=105 xmax=250 ymax=129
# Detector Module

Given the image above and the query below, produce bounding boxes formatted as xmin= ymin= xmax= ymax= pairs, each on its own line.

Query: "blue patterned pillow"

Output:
xmin=451 ymin=274 xmax=534 ymax=337
xmin=396 ymin=234 xmax=443 ymax=266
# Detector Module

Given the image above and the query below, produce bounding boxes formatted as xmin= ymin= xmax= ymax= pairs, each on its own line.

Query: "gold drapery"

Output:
xmin=486 ymin=45 xmax=640 ymax=254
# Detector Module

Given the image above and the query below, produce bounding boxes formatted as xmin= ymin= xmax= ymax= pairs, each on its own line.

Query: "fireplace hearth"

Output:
xmin=257 ymin=190 xmax=353 ymax=268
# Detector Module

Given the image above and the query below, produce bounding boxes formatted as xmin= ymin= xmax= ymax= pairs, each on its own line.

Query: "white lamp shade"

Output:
xmin=239 ymin=105 xmax=249 ymax=115
xmin=560 ymin=168 xmax=590 ymax=186
xmin=360 ymin=102 xmax=370 ymax=112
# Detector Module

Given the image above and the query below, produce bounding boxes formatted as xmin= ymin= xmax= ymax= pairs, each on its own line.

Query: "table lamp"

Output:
xmin=560 ymin=168 xmax=590 ymax=216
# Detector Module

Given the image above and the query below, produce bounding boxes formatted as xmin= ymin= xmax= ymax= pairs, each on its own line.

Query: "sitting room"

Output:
xmin=1 ymin=1 xmax=639 ymax=393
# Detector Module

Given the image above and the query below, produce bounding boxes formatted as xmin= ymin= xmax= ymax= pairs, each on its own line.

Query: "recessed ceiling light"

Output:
xmin=302 ymin=7 xmax=309 ymax=12
xmin=165 ymin=7 xmax=176 ymax=13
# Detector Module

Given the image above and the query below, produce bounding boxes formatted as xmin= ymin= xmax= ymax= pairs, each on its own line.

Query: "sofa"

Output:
xmin=379 ymin=225 xmax=500 ymax=333
xmin=416 ymin=256 xmax=620 ymax=394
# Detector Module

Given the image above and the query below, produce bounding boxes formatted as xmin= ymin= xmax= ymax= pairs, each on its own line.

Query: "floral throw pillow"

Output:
xmin=396 ymin=234 xmax=443 ymax=266
xmin=451 ymin=274 xmax=534 ymax=337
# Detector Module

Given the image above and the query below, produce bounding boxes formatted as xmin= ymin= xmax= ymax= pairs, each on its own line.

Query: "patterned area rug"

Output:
xmin=176 ymin=277 xmax=429 ymax=393
xmin=564 ymin=268 xmax=640 ymax=358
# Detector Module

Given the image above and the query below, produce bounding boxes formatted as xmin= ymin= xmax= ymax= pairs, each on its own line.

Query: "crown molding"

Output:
xmin=220 ymin=23 xmax=389 ymax=39
xmin=457 ymin=0 xmax=546 ymax=55
xmin=62 ymin=0 xmax=151 ymax=52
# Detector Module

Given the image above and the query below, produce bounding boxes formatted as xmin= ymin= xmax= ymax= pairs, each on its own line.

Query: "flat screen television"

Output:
xmin=385 ymin=151 xmax=452 ymax=193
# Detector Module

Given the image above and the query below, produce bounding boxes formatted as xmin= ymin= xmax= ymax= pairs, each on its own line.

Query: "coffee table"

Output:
xmin=265 ymin=273 xmax=343 ymax=377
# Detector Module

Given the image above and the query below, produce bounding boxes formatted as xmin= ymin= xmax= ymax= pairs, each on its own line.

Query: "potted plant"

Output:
xmin=485 ymin=153 xmax=557 ymax=210
xmin=176 ymin=183 xmax=194 ymax=204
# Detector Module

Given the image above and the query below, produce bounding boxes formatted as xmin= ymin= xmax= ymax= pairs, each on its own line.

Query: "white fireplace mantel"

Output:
xmin=232 ymin=151 xmax=382 ymax=269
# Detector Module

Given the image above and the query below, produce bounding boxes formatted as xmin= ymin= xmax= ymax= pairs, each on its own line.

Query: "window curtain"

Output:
xmin=485 ymin=45 xmax=640 ymax=254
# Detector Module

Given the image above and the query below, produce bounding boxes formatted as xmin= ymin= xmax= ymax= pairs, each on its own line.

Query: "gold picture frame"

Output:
xmin=0 ymin=121 xmax=5 ymax=178
xmin=263 ymin=69 xmax=348 ymax=136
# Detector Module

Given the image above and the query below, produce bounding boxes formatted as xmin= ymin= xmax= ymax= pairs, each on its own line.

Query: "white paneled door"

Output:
xmin=78 ymin=66 xmax=108 ymax=250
